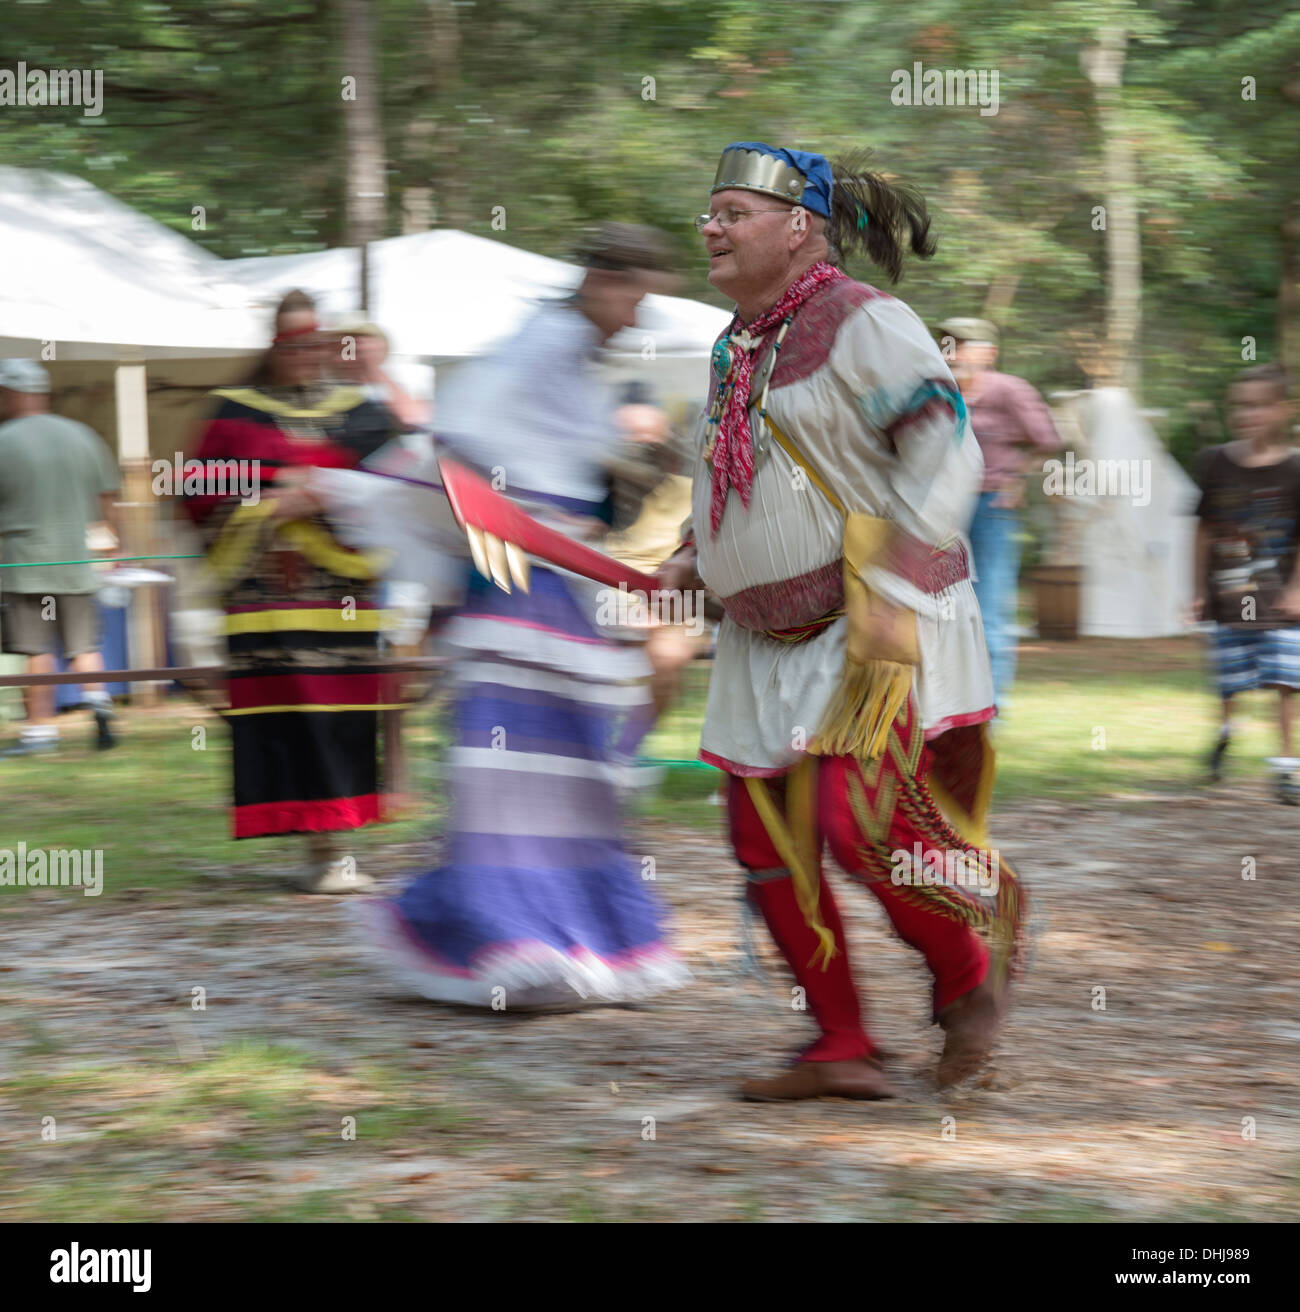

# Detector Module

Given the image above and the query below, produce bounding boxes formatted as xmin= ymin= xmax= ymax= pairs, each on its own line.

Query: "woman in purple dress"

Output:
xmin=354 ymin=226 xmax=691 ymax=1007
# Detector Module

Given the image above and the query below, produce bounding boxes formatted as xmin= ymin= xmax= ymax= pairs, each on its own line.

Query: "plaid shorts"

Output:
xmin=1212 ymin=626 xmax=1300 ymax=697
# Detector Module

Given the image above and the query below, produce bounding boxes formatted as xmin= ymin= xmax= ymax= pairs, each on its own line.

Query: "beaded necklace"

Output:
xmin=703 ymin=313 xmax=794 ymax=463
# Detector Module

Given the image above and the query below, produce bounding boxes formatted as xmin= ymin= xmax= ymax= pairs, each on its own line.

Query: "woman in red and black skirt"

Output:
xmin=186 ymin=290 xmax=396 ymax=891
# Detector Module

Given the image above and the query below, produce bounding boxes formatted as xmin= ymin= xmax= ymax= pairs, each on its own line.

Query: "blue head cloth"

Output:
xmin=713 ymin=142 xmax=834 ymax=219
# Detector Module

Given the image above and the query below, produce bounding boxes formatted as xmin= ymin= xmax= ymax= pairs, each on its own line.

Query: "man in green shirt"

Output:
xmin=0 ymin=359 xmax=121 ymax=752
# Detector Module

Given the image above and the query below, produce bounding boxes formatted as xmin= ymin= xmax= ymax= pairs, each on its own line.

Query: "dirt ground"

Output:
xmin=2 ymin=781 xmax=1298 ymax=1223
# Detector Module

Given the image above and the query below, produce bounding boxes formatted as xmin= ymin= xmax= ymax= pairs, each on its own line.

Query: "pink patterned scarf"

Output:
xmin=708 ymin=260 xmax=845 ymax=534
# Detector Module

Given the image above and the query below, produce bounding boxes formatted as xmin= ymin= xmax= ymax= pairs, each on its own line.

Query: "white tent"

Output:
xmin=0 ymin=168 xmax=723 ymax=427
xmin=0 ymin=167 xmax=262 ymax=360
xmin=223 ymin=228 xmax=726 ymax=406
xmin=0 ymin=168 xmax=727 ymax=369
xmin=1051 ymin=388 xmax=1199 ymax=638
xmin=224 ymin=228 xmax=728 ymax=363
xmin=0 ymin=169 xmax=724 ymax=689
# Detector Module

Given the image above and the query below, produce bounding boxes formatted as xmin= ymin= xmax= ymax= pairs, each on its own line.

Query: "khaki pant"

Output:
xmin=1 ymin=592 xmax=99 ymax=658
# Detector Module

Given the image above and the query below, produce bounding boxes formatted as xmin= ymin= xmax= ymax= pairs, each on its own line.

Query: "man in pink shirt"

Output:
xmin=939 ymin=318 xmax=1061 ymax=708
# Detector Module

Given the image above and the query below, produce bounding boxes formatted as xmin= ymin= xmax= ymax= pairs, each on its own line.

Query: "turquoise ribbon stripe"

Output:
xmin=0 ymin=554 xmax=203 ymax=569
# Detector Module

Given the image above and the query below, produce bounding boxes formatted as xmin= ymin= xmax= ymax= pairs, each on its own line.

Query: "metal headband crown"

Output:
xmin=711 ymin=147 xmax=805 ymax=204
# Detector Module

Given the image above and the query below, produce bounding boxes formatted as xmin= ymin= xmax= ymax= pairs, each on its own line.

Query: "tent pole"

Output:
xmin=113 ymin=362 xmax=163 ymax=705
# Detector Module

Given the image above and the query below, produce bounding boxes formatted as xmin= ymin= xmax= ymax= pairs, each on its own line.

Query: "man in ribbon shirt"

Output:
xmin=659 ymin=142 xmax=1026 ymax=1099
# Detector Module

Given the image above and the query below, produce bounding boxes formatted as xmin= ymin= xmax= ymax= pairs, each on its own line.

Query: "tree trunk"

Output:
xmin=1083 ymin=26 xmax=1142 ymax=398
xmin=1280 ymin=79 xmax=1300 ymax=385
xmin=428 ymin=0 xmax=469 ymax=229
xmin=342 ymin=0 xmax=386 ymax=310
xmin=980 ymin=205 xmax=1067 ymax=323
xmin=1279 ymin=208 xmax=1300 ymax=386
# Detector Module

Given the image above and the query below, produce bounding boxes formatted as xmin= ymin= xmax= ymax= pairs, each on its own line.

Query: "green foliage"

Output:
xmin=2 ymin=1 xmax=1297 ymax=460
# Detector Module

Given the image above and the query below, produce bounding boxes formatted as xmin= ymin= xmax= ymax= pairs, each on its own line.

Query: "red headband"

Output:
xmin=273 ymin=321 xmax=320 ymax=344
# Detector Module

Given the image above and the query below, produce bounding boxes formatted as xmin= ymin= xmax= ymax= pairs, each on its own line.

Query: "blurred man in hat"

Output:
xmin=659 ymin=143 xmax=1026 ymax=1099
xmin=0 ymin=359 xmax=121 ymax=754
xmin=938 ymin=317 xmax=1060 ymax=709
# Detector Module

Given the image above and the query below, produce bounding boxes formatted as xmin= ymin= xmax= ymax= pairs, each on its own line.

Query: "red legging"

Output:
xmin=729 ymin=749 xmax=989 ymax=1063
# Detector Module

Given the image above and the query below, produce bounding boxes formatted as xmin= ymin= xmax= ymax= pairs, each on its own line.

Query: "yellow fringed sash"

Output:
xmin=811 ymin=513 xmax=918 ymax=757
xmin=744 ymin=756 xmax=837 ymax=969
xmin=765 ymin=417 xmax=918 ymax=762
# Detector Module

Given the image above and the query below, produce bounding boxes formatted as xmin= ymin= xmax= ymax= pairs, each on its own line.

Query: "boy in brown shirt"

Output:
xmin=1192 ymin=363 xmax=1300 ymax=802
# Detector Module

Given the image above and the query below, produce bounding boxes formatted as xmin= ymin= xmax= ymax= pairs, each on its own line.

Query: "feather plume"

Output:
xmin=826 ymin=150 xmax=937 ymax=282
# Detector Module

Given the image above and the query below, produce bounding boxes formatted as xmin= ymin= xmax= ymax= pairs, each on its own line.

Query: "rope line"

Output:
xmin=0 ymin=554 xmax=203 ymax=569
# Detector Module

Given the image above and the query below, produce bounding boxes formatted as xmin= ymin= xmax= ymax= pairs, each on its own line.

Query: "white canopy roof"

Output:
xmin=0 ymin=167 xmax=261 ymax=359
xmin=0 ymin=168 xmax=728 ymax=368
xmin=224 ymin=228 xmax=729 ymax=363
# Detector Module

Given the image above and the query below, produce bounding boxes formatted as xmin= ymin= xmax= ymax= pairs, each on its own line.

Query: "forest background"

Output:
xmin=3 ymin=0 xmax=1299 ymax=469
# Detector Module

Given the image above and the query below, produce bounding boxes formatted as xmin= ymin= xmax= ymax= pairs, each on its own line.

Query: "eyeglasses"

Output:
xmin=694 ymin=207 xmax=793 ymax=233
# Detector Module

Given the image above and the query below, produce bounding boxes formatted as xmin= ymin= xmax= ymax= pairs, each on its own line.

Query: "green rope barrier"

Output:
xmin=0 ymin=554 xmax=203 ymax=569
xmin=1 ymin=552 xmax=718 ymax=777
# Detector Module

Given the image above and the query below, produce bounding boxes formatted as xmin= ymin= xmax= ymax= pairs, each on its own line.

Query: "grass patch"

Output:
xmin=0 ymin=1040 xmax=481 ymax=1176
xmin=0 ymin=635 xmax=1283 ymax=904
xmin=0 ymin=700 xmax=450 ymax=899
xmin=641 ymin=636 xmax=1284 ymax=807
